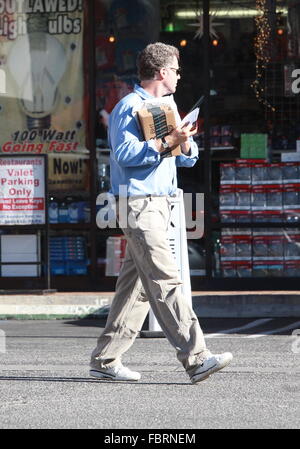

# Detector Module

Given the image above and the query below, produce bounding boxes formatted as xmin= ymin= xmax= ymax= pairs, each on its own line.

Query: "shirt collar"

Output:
xmin=133 ymin=83 xmax=155 ymax=100
xmin=133 ymin=83 xmax=175 ymax=105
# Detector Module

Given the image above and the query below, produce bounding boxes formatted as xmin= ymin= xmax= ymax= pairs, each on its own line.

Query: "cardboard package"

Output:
xmin=137 ymin=104 xmax=181 ymax=156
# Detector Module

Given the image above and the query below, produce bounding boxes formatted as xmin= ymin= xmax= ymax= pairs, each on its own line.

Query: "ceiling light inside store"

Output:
xmin=175 ymin=7 xmax=288 ymax=20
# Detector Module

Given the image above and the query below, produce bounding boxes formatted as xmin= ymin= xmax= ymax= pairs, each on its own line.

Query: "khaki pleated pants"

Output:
xmin=90 ymin=196 xmax=209 ymax=377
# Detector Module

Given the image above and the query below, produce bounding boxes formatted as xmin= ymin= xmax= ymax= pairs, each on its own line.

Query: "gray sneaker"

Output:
xmin=190 ymin=352 xmax=233 ymax=384
xmin=90 ymin=363 xmax=141 ymax=381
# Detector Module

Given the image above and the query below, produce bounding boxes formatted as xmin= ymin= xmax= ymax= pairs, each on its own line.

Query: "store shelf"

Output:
xmin=199 ymin=146 xmax=235 ymax=151
xmin=49 ymin=224 xmax=123 ymax=234
xmin=48 ymin=191 xmax=90 ymax=199
xmin=213 ymin=222 xmax=300 ymax=229
xmin=50 ymin=223 xmax=91 ymax=230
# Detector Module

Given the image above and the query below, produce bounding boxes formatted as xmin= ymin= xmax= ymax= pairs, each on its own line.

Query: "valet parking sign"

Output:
xmin=0 ymin=156 xmax=45 ymax=225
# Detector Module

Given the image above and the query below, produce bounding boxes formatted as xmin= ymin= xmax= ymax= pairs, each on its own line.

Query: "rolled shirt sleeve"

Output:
xmin=176 ymin=139 xmax=199 ymax=167
xmin=109 ymin=101 xmax=161 ymax=168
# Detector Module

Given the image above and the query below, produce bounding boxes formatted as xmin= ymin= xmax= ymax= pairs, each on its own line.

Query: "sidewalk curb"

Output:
xmin=192 ymin=293 xmax=300 ymax=317
xmin=0 ymin=291 xmax=300 ymax=319
xmin=0 ymin=293 xmax=113 ymax=320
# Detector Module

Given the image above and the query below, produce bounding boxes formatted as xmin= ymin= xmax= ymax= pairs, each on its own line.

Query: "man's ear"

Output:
xmin=157 ymin=68 xmax=165 ymax=80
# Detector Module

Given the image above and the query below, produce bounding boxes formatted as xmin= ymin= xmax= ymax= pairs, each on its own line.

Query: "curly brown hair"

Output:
xmin=137 ymin=42 xmax=180 ymax=81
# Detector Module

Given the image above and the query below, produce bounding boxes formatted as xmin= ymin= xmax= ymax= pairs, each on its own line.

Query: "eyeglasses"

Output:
xmin=166 ymin=67 xmax=181 ymax=76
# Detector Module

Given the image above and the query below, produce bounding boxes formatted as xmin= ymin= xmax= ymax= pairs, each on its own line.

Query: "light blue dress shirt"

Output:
xmin=108 ymin=84 xmax=199 ymax=197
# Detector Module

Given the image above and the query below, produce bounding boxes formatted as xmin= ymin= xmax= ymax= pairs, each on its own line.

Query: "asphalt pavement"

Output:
xmin=0 ymin=318 xmax=299 ymax=430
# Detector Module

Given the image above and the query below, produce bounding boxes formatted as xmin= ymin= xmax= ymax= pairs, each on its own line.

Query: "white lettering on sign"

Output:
xmin=291 ymin=69 xmax=300 ymax=94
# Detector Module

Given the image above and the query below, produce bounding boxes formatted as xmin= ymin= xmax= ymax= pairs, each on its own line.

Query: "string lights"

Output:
xmin=251 ymin=0 xmax=276 ymax=112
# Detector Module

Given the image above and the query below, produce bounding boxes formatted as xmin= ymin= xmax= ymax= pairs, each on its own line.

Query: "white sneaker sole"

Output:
xmin=191 ymin=354 xmax=233 ymax=384
xmin=89 ymin=369 xmax=140 ymax=382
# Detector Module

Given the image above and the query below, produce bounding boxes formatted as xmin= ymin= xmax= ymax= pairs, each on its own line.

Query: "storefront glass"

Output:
xmin=1 ymin=0 xmax=300 ymax=289
xmin=0 ymin=1 xmax=90 ymax=287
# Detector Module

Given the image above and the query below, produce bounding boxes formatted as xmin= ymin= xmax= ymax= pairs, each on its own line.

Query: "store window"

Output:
xmin=94 ymin=0 xmax=300 ymax=287
xmin=94 ymin=0 xmax=162 ymax=282
xmin=1 ymin=0 xmax=299 ymax=290
xmin=0 ymin=1 xmax=90 ymax=288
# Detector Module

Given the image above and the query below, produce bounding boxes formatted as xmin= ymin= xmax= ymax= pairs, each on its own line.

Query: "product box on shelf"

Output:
xmin=220 ymin=235 xmax=236 ymax=260
xmin=252 ymin=162 xmax=268 ymax=185
xmin=48 ymin=199 xmax=90 ymax=224
xmin=251 ymin=184 xmax=283 ymax=220
xmin=266 ymin=163 xmax=283 ymax=184
xmin=220 ymin=210 xmax=252 ymax=224
xmin=220 ymin=234 xmax=252 ymax=261
xmin=282 ymin=162 xmax=299 ymax=183
xmin=48 ymin=200 xmax=59 ymax=223
xmin=235 ymin=185 xmax=251 ymax=210
xmin=284 ymin=231 xmax=300 ymax=260
xmin=220 ymin=163 xmax=236 ymax=184
xmin=251 ymin=185 xmax=266 ymax=210
xmin=219 ymin=184 xmax=236 ymax=223
xmin=252 ymin=260 xmax=284 ymax=277
xmin=251 ymin=210 xmax=283 ymax=223
xmin=220 ymin=161 xmax=252 ymax=185
xmin=252 ymin=235 xmax=268 ymax=259
xmin=219 ymin=185 xmax=236 ymax=209
xmin=253 ymin=234 xmax=284 ymax=260
xmin=50 ymin=236 xmax=88 ymax=275
xmin=204 ymin=125 xmax=234 ymax=148
xmin=221 ymin=260 xmax=252 ymax=277
xmin=282 ymin=183 xmax=300 ymax=221
xmin=235 ymin=161 xmax=252 ymax=184
xmin=265 ymin=185 xmax=283 ymax=220
xmin=284 ymin=260 xmax=300 ymax=277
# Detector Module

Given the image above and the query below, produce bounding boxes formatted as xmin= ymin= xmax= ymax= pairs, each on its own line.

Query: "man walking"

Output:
xmin=90 ymin=42 xmax=232 ymax=384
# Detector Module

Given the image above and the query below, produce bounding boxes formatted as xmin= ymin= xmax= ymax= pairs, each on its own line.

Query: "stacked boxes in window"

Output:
xmin=252 ymin=228 xmax=284 ymax=277
xmin=220 ymin=228 xmax=252 ymax=278
xmin=251 ymin=162 xmax=283 ymax=223
xmin=219 ymin=160 xmax=296 ymax=224
xmin=219 ymin=160 xmax=300 ymax=277
xmin=50 ymin=236 xmax=88 ymax=275
xmin=220 ymin=228 xmax=300 ymax=278
xmin=219 ymin=160 xmax=252 ymax=224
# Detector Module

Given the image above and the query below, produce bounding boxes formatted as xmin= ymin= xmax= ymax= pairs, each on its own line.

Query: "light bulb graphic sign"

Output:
xmin=0 ymin=155 xmax=46 ymax=225
xmin=0 ymin=0 xmax=85 ymax=157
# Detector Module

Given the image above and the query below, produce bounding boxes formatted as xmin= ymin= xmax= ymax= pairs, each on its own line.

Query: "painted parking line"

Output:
xmin=205 ymin=318 xmax=274 ymax=338
xmin=246 ymin=320 xmax=300 ymax=338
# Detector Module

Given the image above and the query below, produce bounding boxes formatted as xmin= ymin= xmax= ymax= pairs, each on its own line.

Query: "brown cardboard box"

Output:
xmin=137 ymin=105 xmax=181 ymax=156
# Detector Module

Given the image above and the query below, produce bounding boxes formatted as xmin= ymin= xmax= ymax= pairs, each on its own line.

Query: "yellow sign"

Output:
xmin=48 ymin=153 xmax=89 ymax=191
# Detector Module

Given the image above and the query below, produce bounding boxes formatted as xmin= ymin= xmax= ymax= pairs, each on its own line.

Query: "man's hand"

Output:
xmin=164 ymin=122 xmax=198 ymax=149
xmin=154 ymin=122 xmax=198 ymax=155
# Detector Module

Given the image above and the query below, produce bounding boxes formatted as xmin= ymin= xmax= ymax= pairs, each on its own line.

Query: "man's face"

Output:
xmin=162 ymin=56 xmax=181 ymax=94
